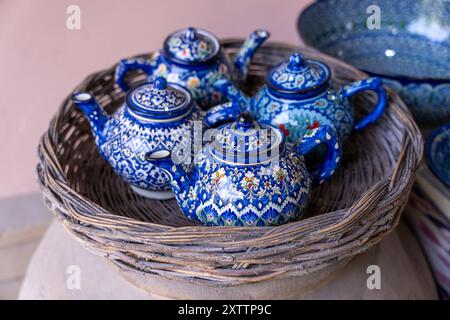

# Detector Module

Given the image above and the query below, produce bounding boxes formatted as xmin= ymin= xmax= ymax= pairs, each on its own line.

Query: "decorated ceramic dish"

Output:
xmin=298 ymin=0 xmax=450 ymax=124
xmin=425 ymin=123 xmax=450 ymax=187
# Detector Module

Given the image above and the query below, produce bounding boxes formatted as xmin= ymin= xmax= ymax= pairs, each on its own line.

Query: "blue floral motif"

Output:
xmin=165 ymin=145 xmax=312 ymax=226
xmin=262 ymin=208 xmax=281 ymax=224
xmin=281 ymin=202 xmax=298 ymax=219
xmin=241 ymin=211 xmax=259 ymax=226
xmin=100 ymin=108 xmax=199 ymax=192
xmin=147 ymin=114 xmax=342 ymax=226
xmin=166 ymin=28 xmax=217 ymax=63
xmin=72 ymin=84 xmax=201 ymax=199
xmin=268 ymin=53 xmax=330 ymax=93
xmin=131 ymin=82 xmax=186 ymax=111
xmin=150 ymin=54 xmax=229 ymax=109
xmin=252 ymin=86 xmax=354 ymax=143
xmin=218 ymin=209 xmax=239 ymax=226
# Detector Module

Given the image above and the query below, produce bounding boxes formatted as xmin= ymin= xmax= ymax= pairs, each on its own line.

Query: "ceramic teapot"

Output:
xmin=146 ymin=112 xmax=342 ymax=226
xmin=71 ymin=77 xmax=201 ymax=200
xmin=115 ymin=27 xmax=270 ymax=110
xmin=204 ymin=53 xmax=387 ymax=143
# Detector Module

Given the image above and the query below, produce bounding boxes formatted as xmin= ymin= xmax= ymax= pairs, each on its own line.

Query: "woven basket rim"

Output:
xmin=37 ymin=41 xmax=423 ymax=286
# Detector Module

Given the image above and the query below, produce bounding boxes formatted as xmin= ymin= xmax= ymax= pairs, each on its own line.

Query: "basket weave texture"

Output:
xmin=37 ymin=41 xmax=422 ymax=286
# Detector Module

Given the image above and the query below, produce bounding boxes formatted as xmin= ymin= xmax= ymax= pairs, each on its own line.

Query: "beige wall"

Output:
xmin=0 ymin=0 xmax=312 ymax=199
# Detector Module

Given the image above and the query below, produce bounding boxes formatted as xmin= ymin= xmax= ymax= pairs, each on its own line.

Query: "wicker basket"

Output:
xmin=36 ymin=41 xmax=422 ymax=299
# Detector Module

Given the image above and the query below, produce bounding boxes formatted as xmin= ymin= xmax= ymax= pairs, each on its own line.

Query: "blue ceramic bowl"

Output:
xmin=425 ymin=123 xmax=450 ymax=187
xmin=298 ymin=0 xmax=450 ymax=124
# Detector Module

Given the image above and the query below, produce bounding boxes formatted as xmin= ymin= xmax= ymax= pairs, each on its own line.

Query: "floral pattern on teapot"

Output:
xmin=148 ymin=53 xmax=230 ymax=108
xmin=205 ymin=53 xmax=387 ymax=145
xmin=115 ymin=27 xmax=270 ymax=109
xmin=72 ymin=78 xmax=201 ymax=200
xmin=251 ymin=85 xmax=354 ymax=142
xmin=175 ymin=146 xmax=310 ymax=226
xmin=146 ymin=113 xmax=342 ymax=226
xmin=99 ymin=107 xmax=199 ymax=192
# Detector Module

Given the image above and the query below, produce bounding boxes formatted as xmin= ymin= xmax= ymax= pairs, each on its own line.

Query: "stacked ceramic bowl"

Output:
xmin=298 ymin=0 xmax=450 ymax=199
xmin=298 ymin=0 xmax=450 ymax=126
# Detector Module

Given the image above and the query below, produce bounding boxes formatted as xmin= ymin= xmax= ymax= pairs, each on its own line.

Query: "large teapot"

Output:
xmin=146 ymin=113 xmax=342 ymax=226
xmin=115 ymin=27 xmax=270 ymax=110
xmin=72 ymin=77 xmax=201 ymax=200
xmin=204 ymin=53 xmax=387 ymax=143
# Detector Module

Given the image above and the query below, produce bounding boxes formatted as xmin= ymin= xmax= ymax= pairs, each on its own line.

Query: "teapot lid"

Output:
xmin=163 ymin=27 xmax=220 ymax=66
xmin=267 ymin=53 xmax=331 ymax=96
xmin=126 ymin=77 xmax=192 ymax=121
xmin=209 ymin=112 xmax=285 ymax=165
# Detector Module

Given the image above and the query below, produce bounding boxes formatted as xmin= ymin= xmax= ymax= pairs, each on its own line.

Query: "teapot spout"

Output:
xmin=213 ymin=78 xmax=249 ymax=108
xmin=234 ymin=29 xmax=270 ymax=81
xmin=145 ymin=151 xmax=199 ymax=220
xmin=71 ymin=92 xmax=108 ymax=145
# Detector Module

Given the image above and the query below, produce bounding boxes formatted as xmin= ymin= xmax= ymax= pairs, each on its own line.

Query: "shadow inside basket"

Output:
xmin=57 ymin=51 xmax=401 ymax=228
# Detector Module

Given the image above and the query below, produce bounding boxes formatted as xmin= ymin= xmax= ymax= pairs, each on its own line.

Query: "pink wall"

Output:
xmin=0 ymin=0 xmax=313 ymax=199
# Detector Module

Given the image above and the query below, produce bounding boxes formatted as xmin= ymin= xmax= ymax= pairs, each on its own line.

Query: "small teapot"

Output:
xmin=204 ymin=53 xmax=387 ymax=143
xmin=115 ymin=27 xmax=270 ymax=110
xmin=146 ymin=112 xmax=342 ymax=226
xmin=71 ymin=77 xmax=201 ymax=200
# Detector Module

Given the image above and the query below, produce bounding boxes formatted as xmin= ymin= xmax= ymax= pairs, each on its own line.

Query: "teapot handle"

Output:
xmin=340 ymin=77 xmax=387 ymax=132
xmin=296 ymin=126 xmax=342 ymax=186
xmin=115 ymin=58 xmax=155 ymax=92
xmin=203 ymin=101 xmax=245 ymax=128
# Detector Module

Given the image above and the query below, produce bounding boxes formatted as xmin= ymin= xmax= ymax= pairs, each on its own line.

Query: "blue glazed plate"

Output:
xmin=297 ymin=0 xmax=450 ymax=124
xmin=425 ymin=123 xmax=450 ymax=187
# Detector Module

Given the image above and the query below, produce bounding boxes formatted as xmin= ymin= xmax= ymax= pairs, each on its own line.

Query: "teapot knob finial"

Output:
xmin=288 ymin=53 xmax=305 ymax=70
xmin=154 ymin=77 xmax=167 ymax=90
xmin=186 ymin=27 xmax=198 ymax=41
xmin=236 ymin=112 xmax=255 ymax=129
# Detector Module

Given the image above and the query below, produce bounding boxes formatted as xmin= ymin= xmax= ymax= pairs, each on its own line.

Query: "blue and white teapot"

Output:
xmin=115 ymin=27 xmax=270 ymax=110
xmin=204 ymin=53 xmax=387 ymax=144
xmin=72 ymin=77 xmax=201 ymax=200
xmin=146 ymin=112 xmax=342 ymax=226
